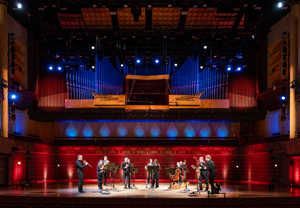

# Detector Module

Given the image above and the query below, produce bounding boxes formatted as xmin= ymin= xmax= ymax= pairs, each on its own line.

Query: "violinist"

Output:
xmin=121 ymin=157 xmax=131 ymax=189
xmin=97 ymin=160 xmax=105 ymax=191
xmin=75 ymin=155 xmax=89 ymax=193
xmin=103 ymin=156 xmax=110 ymax=185
xmin=145 ymin=158 xmax=153 ymax=186
xmin=199 ymin=156 xmax=209 ymax=191
xmin=151 ymin=159 xmax=160 ymax=188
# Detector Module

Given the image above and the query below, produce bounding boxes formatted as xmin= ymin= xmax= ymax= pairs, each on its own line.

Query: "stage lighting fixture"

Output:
xmin=274 ymin=163 xmax=278 ymax=168
xmin=57 ymin=164 xmax=61 ymax=167
xmin=203 ymin=45 xmax=208 ymax=50
xmin=281 ymin=95 xmax=286 ymax=101
xmin=154 ymin=58 xmax=160 ymax=64
xmin=91 ymin=65 xmax=95 ymax=69
xmin=48 ymin=65 xmax=54 ymax=71
xmin=226 ymin=65 xmax=232 ymax=72
xmin=277 ymin=1 xmax=283 ymax=8
xmin=236 ymin=66 xmax=242 ymax=71
xmin=236 ymin=165 xmax=239 ymax=168
xmin=10 ymin=93 xmax=18 ymax=101
xmin=16 ymin=2 xmax=23 ymax=9
xmin=57 ymin=66 xmax=63 ymax=71
xmin=136 ymin=58 xmax=141 ymax=64
xmin=174 ymin=63 xmax=178 ymax=67
xmin=91 ymin=45 xmax=95 ymax=50
xmin=200 ymin=65 xmax=204 ymax=69
xmin=120 ymin=64 xmax=124 ymax=67
xmin=17 ymin=161 xmax=21 ymax=165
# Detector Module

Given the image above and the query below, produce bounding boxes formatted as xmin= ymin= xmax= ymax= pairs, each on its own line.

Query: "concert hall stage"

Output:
xmin=0 ymin=183 xmax=300 ymax=208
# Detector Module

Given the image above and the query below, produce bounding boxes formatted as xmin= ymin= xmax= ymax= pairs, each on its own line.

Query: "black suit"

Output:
xmin=97 ymin=161 xmax=104 ymax=190
xmin=199 ymin=162 xmax=209 ymax=190
xmin=121 ymin=162 xmax=131 ymax=188
xmin=206 ymin=160 xmax=217 ymax=193
xmin=151 ymin=164 xmax=160 ymax=188
xmin=76 ymin=160 xmax=87 ymax=192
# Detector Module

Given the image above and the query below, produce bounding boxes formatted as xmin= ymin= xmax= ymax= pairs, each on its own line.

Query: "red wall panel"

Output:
xmin=11 ymin=144 xmax=272 ymax=185
xmin=290 ymin=156 xmax=300 ymax=187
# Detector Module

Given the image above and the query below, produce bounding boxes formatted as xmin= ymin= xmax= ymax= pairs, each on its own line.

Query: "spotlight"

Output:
xmin=48 ymin=65 xmax=54 ymax=71
xmin=174 ymin=63 xmax=178 ymax=67
xmin=251 ymin=34 xmax=255 ymax=40
xmin=281 ymin=95 xmax=286 ymax=101
xmin=226 ymin=65 xmax=232 ymax=72
xmin=154 ymin=58 xmax=160 ymax=64
xmin=10 ymin=93 xmax=18 ymax=101
xmin=91 ymin=45 xmax=95 ymax=50
xmin=120 ymin=64 xmax=124 ymax=67
xmin=236 ymin=165 xmax=239 ymax=168
xmin=277 ymin=1 xmax=283 ymax=8
xmin=57 ymin=66 xmax=63 ymax=71
xmin=203 ymin=45 xmax=208 ymax=50
xmin=57 ymin=164 xmax=61 ymax=167
xmin=274 ymin=163 xmax=278 ymax=168
xmin=136 ymin=58 xmax=141 ymax=64
xmin=16 ymin=2 xmax=23 ymax=9
xmin=236 ymin=66 xmax=242 ymax=72
xmin=17 ymin=161 xmax=21 ymax=165
xmin=200 ymin=65 xmax=204 ymax=69
xmin=91 ymin=65 xmax=95 ymax=69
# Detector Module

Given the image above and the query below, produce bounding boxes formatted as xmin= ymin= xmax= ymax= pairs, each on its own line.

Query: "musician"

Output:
xmin=97 ymin=160 xmax=105 ymax=191
xmin=206 ymin=155 xmax=217 ymax=193
xmin=103 ymin=156 xmax=110 ymax=185
xmin=75 ymin=155 xmax=89 ymax=193
xmin=145 ymin=158 xmax=153 ymax=186
xmin=199 ymin=156 xmax=209 ymax=191
xmin=181 ymin=160 xmax=188 ymax=182
xmin=176 ymin=162 xmax=183 ymax=183
xmin=151 ymin=159 xmax=160 ymax=188
xmin=121 ymin=157 xmax=131 ymax=189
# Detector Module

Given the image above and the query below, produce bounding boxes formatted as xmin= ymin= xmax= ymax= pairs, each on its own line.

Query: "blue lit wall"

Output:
xmin=57 ymin=120 xmax=236 ymax=139
xmin=265 ymin=109 xmax=289 ymax=137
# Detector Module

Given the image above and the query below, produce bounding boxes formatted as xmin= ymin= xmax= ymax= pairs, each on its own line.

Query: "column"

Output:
xmin=0 ymin=1 xmax=8 ymax=138
xmin=289 ymin=4 xmax=300 ymax=139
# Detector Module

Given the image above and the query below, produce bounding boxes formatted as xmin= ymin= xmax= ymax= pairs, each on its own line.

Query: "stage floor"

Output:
xmin=0 ymin=183 xmax=299 ymax=199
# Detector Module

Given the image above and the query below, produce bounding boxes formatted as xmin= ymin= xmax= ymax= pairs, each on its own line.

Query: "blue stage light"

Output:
xmin=236 ymin=66 xmax=242 ymax=72
xmin=16 ymin=2 xmax=23 ymax=9
xmin=154 ymin=58 xmax=160 ymax=64
xmin=120 ymin=64 xmax=124 ymax=67
xmin=174 ymin=63 xmax=178 ymax=67
xmin=57 ymin=66 xmax=63 ymax=71
xmin=136 ymin=58 xmax=141 ymax=64
xmin=281 ymin=95 xmax=286 ymax=101
xmin=48 ymin=65 xmax=54 ymax=71
xmin=226 ymin=65 xmax=232 ymax=72
xmin=277 ymin=1 xmax=283 ymax=8
xmin=10 ymin=93 xmax=18 ymax=101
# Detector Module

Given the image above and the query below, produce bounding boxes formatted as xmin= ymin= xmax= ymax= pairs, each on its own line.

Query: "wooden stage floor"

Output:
xmin=0 ymin=183 xmax=300 ymax=208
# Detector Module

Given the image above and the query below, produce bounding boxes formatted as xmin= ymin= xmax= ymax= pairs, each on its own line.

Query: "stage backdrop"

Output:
xmin=11 ymin=143 xmax=272 ymax=185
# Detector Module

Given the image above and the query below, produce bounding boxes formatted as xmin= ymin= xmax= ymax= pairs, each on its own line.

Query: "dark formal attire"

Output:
xmin=151 ymin=164 xmax=160 ymax=188
xmin=103 ymin=159 xmax=109 ymax=185
xmin=76 ymin=160 xmax=87 ymax=192
xmin=199 ymin=161 xmax=209 ymax=191
xmin=146 ymin=162 xmax=153 ymax=184
xmin=97 ymin=161 xmax=105 ymax=190
xmin=121 ymin=162 xmax=131 ymax=188
xmin=206 ymin=160 xmax=217 ymax=193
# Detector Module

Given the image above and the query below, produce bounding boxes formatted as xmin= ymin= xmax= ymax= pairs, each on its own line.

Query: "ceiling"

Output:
xmin=6 ymin=0 xmax=295 ymax=63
